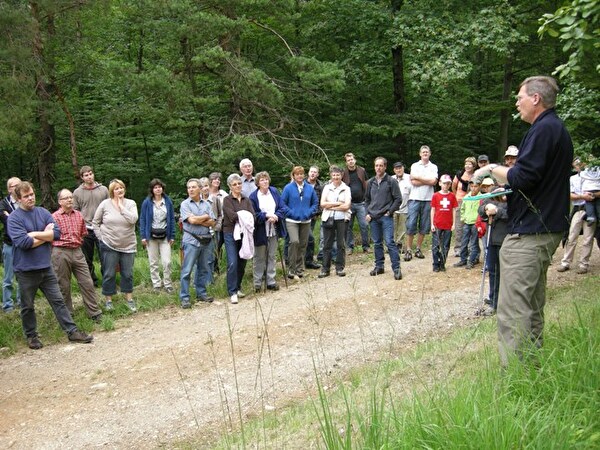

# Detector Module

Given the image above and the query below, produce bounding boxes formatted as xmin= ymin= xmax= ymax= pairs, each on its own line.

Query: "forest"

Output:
xmin=1 ymin=0 xmax=598 ymax=209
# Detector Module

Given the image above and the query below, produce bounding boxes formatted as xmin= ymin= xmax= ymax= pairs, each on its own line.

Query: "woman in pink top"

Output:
xmin=452 ymin=157 xmax=476 ymax=257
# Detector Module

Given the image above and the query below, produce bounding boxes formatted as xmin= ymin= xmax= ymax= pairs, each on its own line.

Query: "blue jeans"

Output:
xmin=2 ymin=243 xmax=20 ymax=311
xmin=459 ymin=223 xmax=480 ymax=264
xmin=432 ymin=229 xmax=452 ymax=269
xmin=346 ymin=202 xmax=370 ymax=250
xmin=181 ymin=241 xmax=213 ymax=301
xmin=370 ymin=215 xmax=400 ymax=272
xmin=99 ymin=242 xmax=135 ymax=296
xmin=16 ymin=268 xmax=77 ymax=338
xmin=224 ymin=232 xmax=247 ymax=295
xmin=487 ymin=244 xmax=500 ymax=309
xmin=406 ymin=200 xmax=431 ymax=236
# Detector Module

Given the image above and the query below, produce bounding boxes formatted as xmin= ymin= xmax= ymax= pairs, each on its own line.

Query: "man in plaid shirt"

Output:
xmin=52 ymin=189 xmax=103 ymax=322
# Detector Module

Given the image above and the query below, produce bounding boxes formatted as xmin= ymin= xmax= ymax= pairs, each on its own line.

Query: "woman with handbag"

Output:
xmin=249 ymin=171 xmax=288 ymax=292
xmin=140 ymin=179 xmax=176 ymax=293
xmin=93 ymin=179 xmax=139 ymax=312
xmin=318 ymin=166 xmax=351 ymax=278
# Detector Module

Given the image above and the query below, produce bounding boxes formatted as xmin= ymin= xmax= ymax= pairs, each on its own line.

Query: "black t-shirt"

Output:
xmin=348 ymin=170 xmax=365 ymax=202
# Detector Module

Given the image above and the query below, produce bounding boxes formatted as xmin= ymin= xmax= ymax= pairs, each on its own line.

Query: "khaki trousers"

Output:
xmin=51 ymin=247 xmax=101 ymax=318
xmin=560 ymin=209 xmax=597 ymax=269
xmin=497 ymin=232 xmax=562 ymax=366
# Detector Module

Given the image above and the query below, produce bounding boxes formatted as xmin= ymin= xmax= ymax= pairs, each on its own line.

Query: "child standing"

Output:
xmin=430 ymin=174 xmax=458 ymax=272
xmin=454 ymin=181 xmax=481 ymax=269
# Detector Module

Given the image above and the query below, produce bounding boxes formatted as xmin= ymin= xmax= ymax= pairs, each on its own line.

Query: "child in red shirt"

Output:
xmin=430 ymin=175 xmax=458 ymax=271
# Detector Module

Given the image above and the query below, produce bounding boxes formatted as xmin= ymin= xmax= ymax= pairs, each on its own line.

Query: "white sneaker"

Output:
xmin=230 ymin=294 xmax=238 ymax=304
xmin=237 ymin=290 xmax=246 ymax=298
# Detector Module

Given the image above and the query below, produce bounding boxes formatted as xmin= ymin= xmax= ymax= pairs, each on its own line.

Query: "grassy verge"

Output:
xmin=191 ymin=275 xmax=599 ymax=449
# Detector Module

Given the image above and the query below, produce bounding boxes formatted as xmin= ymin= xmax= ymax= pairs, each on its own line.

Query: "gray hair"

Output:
xmin=227 ymin=173 xmax=242 ymax=187
xmin=520 ymin=76 xmax=558 ymax=108
xmin=186 ymin=178 xmax=201 ymax=188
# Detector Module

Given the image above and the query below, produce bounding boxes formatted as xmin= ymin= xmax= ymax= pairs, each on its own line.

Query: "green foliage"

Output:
xmin=539 ymin=0 xmax=600 ymax=79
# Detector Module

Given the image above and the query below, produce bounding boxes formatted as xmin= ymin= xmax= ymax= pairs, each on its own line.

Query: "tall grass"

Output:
xmin=196 ymin=276 xmax=598 ymax=449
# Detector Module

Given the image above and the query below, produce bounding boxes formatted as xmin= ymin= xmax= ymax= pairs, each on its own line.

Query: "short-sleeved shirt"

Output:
xmin=181 ymin=197 xmax=215 ymax=247
xmin=409 ymin=161 xmax=438 ymax=201
xmin=431 ymin=191 xmax=458 ymax=230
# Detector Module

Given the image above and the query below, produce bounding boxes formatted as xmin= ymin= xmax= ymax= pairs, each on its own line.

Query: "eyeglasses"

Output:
xmin=230 ymin=182 xmax=242 ymax=186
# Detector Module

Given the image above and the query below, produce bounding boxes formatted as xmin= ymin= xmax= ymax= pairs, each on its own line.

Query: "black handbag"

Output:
xmin=321 ymin=216 xmax=335 ymax=229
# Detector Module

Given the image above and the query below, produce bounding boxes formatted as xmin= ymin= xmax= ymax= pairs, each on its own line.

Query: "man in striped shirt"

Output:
xmin=52 ymin=189 xmax=103 ymax=322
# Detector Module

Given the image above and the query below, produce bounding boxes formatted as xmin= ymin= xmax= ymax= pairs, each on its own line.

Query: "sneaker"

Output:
xmin=404 ymin=250 xmax=413 ymax=261
xmin=305 ymin=261 xmax=321 ymax=270
xmin=230 ymin=294 xmax=239 ymax=304
xmin=104 ymin=300 xmax=114 ymax=311
xmin=481 ymin=306 xmax=496 ymax=317
xmin=237 ymin=290 xmax=246 ymax=298
xmin=433 ymin=266 xmax=440 ymax=273
xmin=576 ymin=267 xmax=588 ymax=274
xmin=453 ymin=261 xmax=467 ymax=267
xmin=369 ymin=267 xmax=384 ymax=276
xmin=152 ymin=287 xmax=162 ymax=294
xmin=440 ymin=265 xmax=446 ymax=272
xmin=466 ymin=263 xmax=474 ymax=270
xmin=196 ymin=296 xmax=214 ymax=303
xmin=127 ymin=300 xmax=137 ymax=312
xmin=27 ymin=336 xmax=43 ymax=350
xmin=68 ymin=329 xmax=93 ymax=344
xmin=556 ymin=265 xmax=569 ymax=273
xmin=394 ymin=269 xmax=402 ymax=280
xmin=164 ymin=286 xmax=175 ymax=294
xmin=414 ymin=248 xmax=425 ymax=259
xmin=267 ymin=284 xmax=280 ymax=291
xmin=336 ymin=270 xmax=346 ymax=277
xmin=318 ymin=271 xmax=330 ymax=278
xmin=181 ymin=300 xmax=191 ymax=309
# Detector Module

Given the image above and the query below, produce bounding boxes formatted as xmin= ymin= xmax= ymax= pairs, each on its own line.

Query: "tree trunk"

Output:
xmin=30 ymin=1 xmax=58 ymax=210
xmin=391 ymin=0 xmax=406 ymax=161
xmin=498 ymin=57 xmax=513 ymax=160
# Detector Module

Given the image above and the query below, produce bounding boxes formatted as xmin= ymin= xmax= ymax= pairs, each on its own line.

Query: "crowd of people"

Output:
xmin=0 ymin=76 xmax=598 ymax=369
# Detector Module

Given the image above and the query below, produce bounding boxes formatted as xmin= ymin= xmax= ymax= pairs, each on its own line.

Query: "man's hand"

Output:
xmin=485 ymin=204 xmax=497 ymax=216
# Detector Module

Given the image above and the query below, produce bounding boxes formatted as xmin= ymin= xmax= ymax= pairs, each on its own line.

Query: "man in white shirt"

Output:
xmin=405 ymin=145 xmax=438 ymax=260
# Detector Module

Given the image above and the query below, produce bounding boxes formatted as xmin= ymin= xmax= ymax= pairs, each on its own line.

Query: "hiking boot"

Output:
xmin=453 ymin=261 xmax=467 ymax=267
xmin=181 ymin=300 xmax=191 ymax=309
xmin=164 ymin=286 xmax=175 ymax=294
xmin=336 ymin=270 xmax=346 ymax=277
xmin=404 ymin=250 xmax=413 ymax=261
xmin=27 ymin=336 xmax=43 ymax=350
xmin=414 ymin=248 xmax=425 ymax=259
xmin=576 ymin=267 xmax=588 ymax=274
xmin=68 ymin=330 xmax=93 ymax=344
xmin=556 ymin=265 xmax=569 ymax=272
xmin=363 ymin=247 xmax=371 ymax=254
xmin=481 ymin=306 xmax=496 ymax=317
xmin=91 ymin=313 xmax=103 ymax=323
xmin=318 ymin=271 xmax=330 ymax=278
xmin=305 ymin=261 xmax=321 ymax=270
xmin=466 ymin=262 xmax=474 ymax=270
xmin=267 ymin=284 xmax=280 ymax=291
xmin=433 ymin=266 xmax=440 ymax=273
xmin=369 ymin=267 xmax=385 ymax=276
xmin=254 ymin=286 xmax=262 ymax=293
xmin=127 ymin=300 xmax=137 ymax=312
xmin=196 ymin=296 xmax=214 ymax=303
xmin=394 ymin=270 xmax=402 ymax=280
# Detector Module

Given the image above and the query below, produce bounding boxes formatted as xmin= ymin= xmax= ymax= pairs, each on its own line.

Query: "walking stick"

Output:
xmin=477 ymin=216 xmax=493 ymax=311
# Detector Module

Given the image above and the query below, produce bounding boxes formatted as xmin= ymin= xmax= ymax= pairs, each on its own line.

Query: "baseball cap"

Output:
xmin=478 ymin=154 xmax=489 ymax=162
xmin=481 ymin=178 xmax=495 ymax=186
xmin=393 ymin=161 xmax=404 ymax=168
xmin=504 ymin=146 xmax=518 ymax=157
xmin=440 ymin=174 xmax=452 ymax=183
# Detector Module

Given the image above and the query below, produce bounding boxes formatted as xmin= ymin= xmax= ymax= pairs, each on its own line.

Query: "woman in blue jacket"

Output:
xmin=140 ymin=179 xmax=176 ymax=293
xmin=249 ymin=171 xmax=288 ymax=292
xmin=281 ymin=166 xmax=318 ymax=279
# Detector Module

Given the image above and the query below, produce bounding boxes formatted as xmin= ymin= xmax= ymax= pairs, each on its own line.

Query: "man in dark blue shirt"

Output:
xmin=8 ymin=182 xmax=93 ymax=349
xmin=474 ymin=76 xmax=573 ymax=366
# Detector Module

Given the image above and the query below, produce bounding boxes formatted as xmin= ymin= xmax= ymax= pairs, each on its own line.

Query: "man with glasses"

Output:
xmin=7 ymin=182 xmax=93 ymax=349
xmin=51 ymin=189 xmax=103 ymax=322
xmin=1 ymin=177 xmax=22 ymax=313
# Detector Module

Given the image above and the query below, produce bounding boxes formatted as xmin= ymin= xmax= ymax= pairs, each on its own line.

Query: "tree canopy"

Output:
xmin=1 ymin=0 xmax=598 ymax=208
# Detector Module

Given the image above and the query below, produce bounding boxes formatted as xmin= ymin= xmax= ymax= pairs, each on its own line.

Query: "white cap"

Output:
xmin=504 ymin=145 xmax=519 ymax=157
xmin=440 ymin=174 xmax=452 ymax=183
